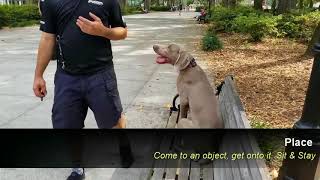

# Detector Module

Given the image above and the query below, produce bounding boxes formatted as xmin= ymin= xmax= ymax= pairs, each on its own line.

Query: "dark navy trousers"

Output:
xmin=52 ymin=65 xmax=123 ymax=129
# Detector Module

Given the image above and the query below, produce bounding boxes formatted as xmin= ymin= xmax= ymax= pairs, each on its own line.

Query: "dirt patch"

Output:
xmin=192 ymin=33 xmax=313 ymax=128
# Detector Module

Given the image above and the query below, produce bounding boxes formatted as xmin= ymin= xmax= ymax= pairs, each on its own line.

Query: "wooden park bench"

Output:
xmin=111 ymin=76 xmax=271 ymax=180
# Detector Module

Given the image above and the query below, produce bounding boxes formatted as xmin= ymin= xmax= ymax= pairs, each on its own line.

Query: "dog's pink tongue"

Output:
xmin=156 ymin=55 xmax=167 ymax=64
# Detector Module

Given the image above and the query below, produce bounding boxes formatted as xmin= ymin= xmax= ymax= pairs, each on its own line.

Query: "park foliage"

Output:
xmin=0 ymin=5 xmax=40 ymax=28
xmin=122 ymin=6 xmax=142 ymax=15
xmin=202 ymin=31 xmax=224 ymax=51
xmin=0 ymin=4 xmax=172 ymax=28
xmin=150 ymin=5 xmax=171 ymax=11
xmin=208 ymin=6 xmax=320 ymax=42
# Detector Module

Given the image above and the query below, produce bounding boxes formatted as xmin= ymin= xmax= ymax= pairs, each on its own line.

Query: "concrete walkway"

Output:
xmin=0 ymin=12 xmax=202 ymax=179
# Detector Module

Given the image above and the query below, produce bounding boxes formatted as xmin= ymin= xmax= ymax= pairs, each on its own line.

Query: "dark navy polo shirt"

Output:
xmin=39 ymin=0 xmax=126 ymax=74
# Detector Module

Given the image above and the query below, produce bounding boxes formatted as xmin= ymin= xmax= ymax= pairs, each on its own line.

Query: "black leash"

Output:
xmin=167 ymin=80 xmax=225 ymax=127
xmin=167 ymin=94 xmax=180 ymax=127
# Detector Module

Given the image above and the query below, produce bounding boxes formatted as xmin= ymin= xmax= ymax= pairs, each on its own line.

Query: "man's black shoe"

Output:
xmin=67 ymin=170 xmax=85 ymax=180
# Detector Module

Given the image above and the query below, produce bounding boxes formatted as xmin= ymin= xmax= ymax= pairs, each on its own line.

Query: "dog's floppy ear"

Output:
xmin=175 ymin=51 xmax=193 ymax=71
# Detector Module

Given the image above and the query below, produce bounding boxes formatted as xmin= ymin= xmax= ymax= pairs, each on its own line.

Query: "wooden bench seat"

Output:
xmin=216 ymin=76 xmax=270 ymax=180
xmin=111 ymin=76 xmax=271 ymax=180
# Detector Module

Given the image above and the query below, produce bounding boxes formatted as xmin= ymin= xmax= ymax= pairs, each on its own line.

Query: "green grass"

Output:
xmin=250 ymin=117 xmax=272 ymax=128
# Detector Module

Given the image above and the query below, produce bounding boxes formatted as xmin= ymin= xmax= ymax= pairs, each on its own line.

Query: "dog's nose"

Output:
xmin=153 ymin=45 xmax=159 ymax=51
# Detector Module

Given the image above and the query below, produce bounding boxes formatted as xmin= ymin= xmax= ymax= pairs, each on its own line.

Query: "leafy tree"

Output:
xmin=187 ymin=0 xmax=194 ymax=5
xmin=118 ymin=0 xmax=128 ymax=8
xmin=254 ymin=0 xmax=263 ymax=10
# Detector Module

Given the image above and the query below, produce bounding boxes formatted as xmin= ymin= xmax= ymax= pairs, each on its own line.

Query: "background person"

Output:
xmin=179 ymin=3 xmax=183 ymax=16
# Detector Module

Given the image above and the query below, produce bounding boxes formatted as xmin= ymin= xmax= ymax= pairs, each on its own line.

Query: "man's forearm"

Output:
xmin=35 ymin=33 xmax=56 ymax=77
xmin=102 ymin=27 xmax=127 ymax=40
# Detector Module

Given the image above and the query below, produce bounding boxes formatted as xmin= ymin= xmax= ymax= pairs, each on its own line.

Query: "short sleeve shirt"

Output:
xmin=39 ymin=0 xmax=127 ymax=74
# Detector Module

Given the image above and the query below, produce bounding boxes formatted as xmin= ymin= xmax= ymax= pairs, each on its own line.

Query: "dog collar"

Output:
xmin=174 ymin=50 xmax=182 ymax=67
xmin=188 ymin=58 xmax=197 ymax=68
xmin=177 ymin=58 xmax=197 ymax=71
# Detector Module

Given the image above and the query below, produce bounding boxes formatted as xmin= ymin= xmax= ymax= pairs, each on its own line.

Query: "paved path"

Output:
xmin=0 ymin=12 xmax=201 ymax=179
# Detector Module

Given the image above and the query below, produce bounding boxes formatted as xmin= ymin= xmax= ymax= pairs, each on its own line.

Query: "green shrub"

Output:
xmin=202 ymin=32 xmax=223 ymax=51
xmin=276 ymin=12 xmax=320 ymax=41
xmin=0 ymin=8 xmax=8 ymax=28
xmin=250 ymin=118 xmax=271 ymax=128
xmin=276 ymin=14 xmax=301 ymax=38
xmin=209 ymin=6 xmax=320 ymax=43
xmin=150 ymin=6 xmax=170 ymax=11
xmin=233 ymin=15 xmax=278 ymax=41
xmin=211 ymin=6 xmax=262 ymax=22
xmin=122 ymin=6 xmax=141 ymax=15
xmin=0 ymin=5 xmax=40 ymax=27
xmin=210 ymin=6 xmax=266 ymax=32
xmin=195 ymin=6 xmax=203 ymax=12
xmin=187 ymin=0 xmax=194 ymax=6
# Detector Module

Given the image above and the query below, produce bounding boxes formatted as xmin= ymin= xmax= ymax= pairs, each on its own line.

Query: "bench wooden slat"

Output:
xmin=219 ymin=83 xmax=235 ymax=128
xmin=164 ymin=153 xmax=179 ymax=180
xmin=247 ymin=134 xmax=270 ymax=180
xmin=152 ymin=135 xmax=173 ymax=180
xmin=223 ymin=77 xmax=246 ymax=128
xmin=225 ymin=77 xmax=249 ymax=128
xmin=177 ymin=159 xmax=191 ymax=180
xmin=189 ymin=161 xmax=200 ymax=180
xmin=213 ymin=157 xmax=224 ymax=180
xmin=221 ymin=136 xmax=235 ymax=180
xmin=202 ymin=162 xmax=214 ymax=180
xmin=220 ymin=79 xmax=239 ymax=128
xmin=239 ymin=133 xmax=264 ymax=180
xmin=218 ymin=76 xmax=251 ymax=129
xmin=228 ymin=134 xmax=253 ymax=180
xmin=166 ymin=111 xmax=179 ymax=128
xmin=165 ymin=168 xmax=178 ymax=180
xmin=215 ymin=76 xmax=271 ymax=180
xmin=227 ymin=140 xmax=242 ymax=180
xmin=223 ymin=92 xmax=238 ymax=128
xmin=110 ymin=168 xmax=152 ymax=180
xmin=228 ymin=129 xmax=270 ymax=180
xmin=218 ymin=89 xmax=229 ymax=128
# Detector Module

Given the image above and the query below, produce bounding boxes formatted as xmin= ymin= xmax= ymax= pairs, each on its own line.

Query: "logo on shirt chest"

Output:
xmin=88 ymin=0 xmax=103 ymax=6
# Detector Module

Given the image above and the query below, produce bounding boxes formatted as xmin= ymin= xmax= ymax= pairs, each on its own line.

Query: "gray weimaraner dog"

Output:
xmin=153 ymin=44 xmax=223 ymax=128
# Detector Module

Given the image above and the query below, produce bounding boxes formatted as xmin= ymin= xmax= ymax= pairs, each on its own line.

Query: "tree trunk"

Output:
xmin=222 ymin=0 xmax=229 ymax=7
xmin=228 ymin=0 xmax=236 ymax=7
xmin=118 ymin=0 xmax=127 ymax=9
xmin=254 ymin=0 xmax=263 ymax=10
xmin=306 ymin=24 xmax=320 ymax=55
xmin=277 ymin=0 xmax=289 ymax=14
xmin=272 ymin=0 xmax=277 ymax=14
xmin=144 ymin=0 xmax=151 ymax=11
xmin=299 ymin=0 xmax=304 ymax=9
xmin=289 ymin=0 xmax=297 ymax=9
xmin=309 ymin=0 xmax=313 ymax=8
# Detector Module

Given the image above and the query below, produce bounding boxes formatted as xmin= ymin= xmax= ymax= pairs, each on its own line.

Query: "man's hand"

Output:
xmin=33 ymin=76 xmax=47 ymax=98
xmin=76 ymin=12 xmax=111 ymax=37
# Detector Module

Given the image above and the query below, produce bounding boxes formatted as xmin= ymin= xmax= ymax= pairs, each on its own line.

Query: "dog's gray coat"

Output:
xmin=153 ymin=44 xmax=223 ymax=128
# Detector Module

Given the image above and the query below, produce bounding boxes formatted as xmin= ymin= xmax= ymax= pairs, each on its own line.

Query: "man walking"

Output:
xmin=34 ymin=0 xmax=127 ymax=179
